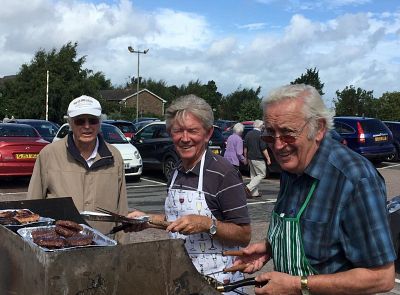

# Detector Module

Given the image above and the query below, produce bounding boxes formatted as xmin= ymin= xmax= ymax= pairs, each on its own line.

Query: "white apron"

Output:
xmin=165 ymin=152 xmax=245 ymax=293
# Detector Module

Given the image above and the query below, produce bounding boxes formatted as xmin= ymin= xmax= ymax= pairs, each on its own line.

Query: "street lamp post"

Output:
xmin=128 ymin=46 xmax=149 ymax=122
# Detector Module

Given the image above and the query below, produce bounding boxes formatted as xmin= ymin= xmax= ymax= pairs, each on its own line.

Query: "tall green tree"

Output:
xmin=0 ymin=42 xmax=112 ymax=123
xmin=221 ymin=87 xmax=262 ymax=120
xmin=377 ymin=91 xmax=400 ymax=121
xmin=290 ymin=67 xmax=325 ymax=95
xmin=334 ymin=85 xmax=376 ymax=117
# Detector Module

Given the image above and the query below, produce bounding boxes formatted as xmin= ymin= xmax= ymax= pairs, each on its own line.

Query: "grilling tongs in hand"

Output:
xmin=84 ymin=207 xmax=171 ymax=234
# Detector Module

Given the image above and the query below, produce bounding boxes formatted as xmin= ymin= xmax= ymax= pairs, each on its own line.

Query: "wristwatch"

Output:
xmin=209 ymin=219 xmax=217 ymax=236
xmin=300 ymin=276 xmax=311 ymax=295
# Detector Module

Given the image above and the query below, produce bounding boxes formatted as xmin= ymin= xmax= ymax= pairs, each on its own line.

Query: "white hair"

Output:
xmin=232 ymin=123 xmax=244 ymax=134
xmin=253 ymin=120 xmax=264 ymax=129
xmin=261 ymin=84 xmax=333 ymax=139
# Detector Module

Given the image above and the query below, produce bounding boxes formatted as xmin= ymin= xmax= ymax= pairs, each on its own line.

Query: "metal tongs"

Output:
xmin=91 ymin=207 xmax=171 ymax=235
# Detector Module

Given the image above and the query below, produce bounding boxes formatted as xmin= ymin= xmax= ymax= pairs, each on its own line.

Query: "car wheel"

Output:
xmin=163 ymin=157 xmax=177 ymax=180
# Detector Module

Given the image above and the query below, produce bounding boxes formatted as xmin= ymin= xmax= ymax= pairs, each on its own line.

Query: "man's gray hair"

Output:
xmin=261 ymin=84 xmax=333 ymax=138
xmin=253 ymin=120 xmax=264 ymax=129
xmin=232 ymin=123 xmax=244 ymax=134
xmin=165 ymin=94 xmax=214 ymax=132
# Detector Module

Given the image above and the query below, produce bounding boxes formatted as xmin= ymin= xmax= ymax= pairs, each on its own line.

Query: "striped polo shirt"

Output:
xmin=168 ymin=150 xmax=250 ymax=224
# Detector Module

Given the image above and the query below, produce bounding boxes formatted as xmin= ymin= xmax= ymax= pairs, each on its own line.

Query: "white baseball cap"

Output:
xmin=67 ymin=95 xmax=102 ymax=118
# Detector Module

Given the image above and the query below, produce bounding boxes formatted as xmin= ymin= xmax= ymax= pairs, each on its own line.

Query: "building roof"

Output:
xmin=100 ymin=88 xmax=166 ymax=103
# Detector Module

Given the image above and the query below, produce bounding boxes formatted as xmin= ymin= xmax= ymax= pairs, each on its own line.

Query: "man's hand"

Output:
xmin=254 ymin=272 xmax=300 ymax=295
xmin=124 ymin=210 xmax=149 ymax=232
xmin=232 ymin=242 xmax=270 ymax=273
xmin=166 ymin=214 xmax=211 ymax=235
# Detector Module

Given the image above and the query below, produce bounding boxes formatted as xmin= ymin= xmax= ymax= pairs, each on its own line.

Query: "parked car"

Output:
xmin=53 ymin=123 xmax=142 ymax=179
xmin=131 ymin=121 xmax=224 ymax=179
xmin=329 ymin=129 xmax=347 ymax=145
xmin=133 ymin=120 xmax=158 ymax=132
xmin=383 ymin=121 xmax=400 ymax=161
xmin=8 ymin=119 xmax=59 ymax=143
xmin=214 ymin=119 xmax=238 ymax=131
xmin=0 ymin=123 xmax=49 ymax=177
xmin=132 ymin=117 xmax=160 ymax=124
xmin=103 ymin=120 xmax=136 ymax=140
xmin=334 ymin=116 xmax=395 ymax=163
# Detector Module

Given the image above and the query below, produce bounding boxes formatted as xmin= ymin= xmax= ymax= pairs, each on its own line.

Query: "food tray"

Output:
xmin=0 ymin=209 xmax=54 ymax=228
xmin=17 ymin=224 xmax=117 ymax=252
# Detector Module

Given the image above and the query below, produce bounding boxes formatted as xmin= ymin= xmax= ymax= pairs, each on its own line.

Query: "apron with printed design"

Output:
xmin=165 ymin=152 xmax=245 ymax=292
xmin=267 ymin=179 xmax=319 ymax=276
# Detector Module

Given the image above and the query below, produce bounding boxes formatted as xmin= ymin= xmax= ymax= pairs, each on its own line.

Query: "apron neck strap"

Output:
xmin=296 ymin=179 xmax=318 ymax=219
xmin=169 ymin=151 xmax=207 ymax=192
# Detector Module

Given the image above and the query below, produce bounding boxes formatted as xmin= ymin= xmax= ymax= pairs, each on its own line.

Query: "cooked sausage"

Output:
xmin=31 ymin=229 xmax=58 ymax=240
xmin=0 ymin=217 xmax=20 ymax=225
xmin=55 ymin=224 xmax=77 ymax=237
xmin=55 ymin=220 xmax=83 ymax=232
xmin=35 ymin=237 xmax=66 ymax=249
xmin=0 ymin=211 xmax=16 ymax=218
xmin=66 ymin=234 xmax=93 ymax=247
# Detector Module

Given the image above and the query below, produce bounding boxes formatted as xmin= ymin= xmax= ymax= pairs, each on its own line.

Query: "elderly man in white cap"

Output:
xmin=27 ymin=95 xmax=128 ymax=240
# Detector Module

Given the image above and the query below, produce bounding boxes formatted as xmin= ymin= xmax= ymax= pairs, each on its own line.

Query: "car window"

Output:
xmin=30 ymin=122 xmax=58 ymax=137
xmin=101 ymin=124 xmax=128 ymax=144
xmin=0 ymin=125 xmax=37 ymax=137
xmin=334 ymin=122 xmax=354 ymax=134
xmin=138 ymin=125 xmax=158 ymax=139
xmin=211 ymin=128 xmax=224 ymax=141
xmin=360 ymin=119 xmax=389 ymax=134
xmin=56 ymin=125 xmax=71 ymax=139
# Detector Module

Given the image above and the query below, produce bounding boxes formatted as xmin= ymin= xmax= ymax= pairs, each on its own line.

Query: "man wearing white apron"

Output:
xmin=128 ymin=94 xmax=251 ymax=293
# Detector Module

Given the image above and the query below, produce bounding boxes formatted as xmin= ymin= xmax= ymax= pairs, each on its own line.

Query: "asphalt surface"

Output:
xmin=2 ymin=162 xmax=400 ymax=294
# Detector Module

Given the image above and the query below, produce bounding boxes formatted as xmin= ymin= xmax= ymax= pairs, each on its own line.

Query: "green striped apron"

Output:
xmin=267 ymin=180 xmax=319 ymax=276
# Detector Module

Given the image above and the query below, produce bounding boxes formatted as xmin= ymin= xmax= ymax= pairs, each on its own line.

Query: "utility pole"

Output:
xmin=46 ymin=70 xmax=49 ymax=121
xmin=128 ymin=46 xmax=149 ymax=122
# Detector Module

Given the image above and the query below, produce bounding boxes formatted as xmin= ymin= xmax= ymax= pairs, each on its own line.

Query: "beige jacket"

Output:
xmin=27 ymin=134 xmax=128 ymax=239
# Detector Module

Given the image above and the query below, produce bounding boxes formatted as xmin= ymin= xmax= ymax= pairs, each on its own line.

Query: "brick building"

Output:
xmin=100 ymin=88 xmax=166 ymax=117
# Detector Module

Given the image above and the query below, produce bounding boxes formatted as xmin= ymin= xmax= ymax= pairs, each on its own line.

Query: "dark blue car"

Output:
xmin=383 ymin=121 xmax=400 ymax=161
xmin=334 ymin=116 xmax=395 ymax=163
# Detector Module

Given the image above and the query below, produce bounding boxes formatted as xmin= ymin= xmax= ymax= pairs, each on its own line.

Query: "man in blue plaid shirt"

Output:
xmin=234 ymin=84 xmax=396 ymax=294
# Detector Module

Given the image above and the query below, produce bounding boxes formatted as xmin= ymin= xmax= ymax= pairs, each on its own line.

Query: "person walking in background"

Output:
xmin=224 ymin=122 xmax=247 ymax=170
xmin=244 ymin=119 xmax=271 ymax=198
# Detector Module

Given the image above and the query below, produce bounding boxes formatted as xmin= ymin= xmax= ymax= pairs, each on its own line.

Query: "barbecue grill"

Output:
xmin=0 ymin=198 xmax=220 ymax=295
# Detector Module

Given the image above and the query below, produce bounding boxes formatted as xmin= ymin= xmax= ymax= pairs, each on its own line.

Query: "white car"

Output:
xmin=53 ymin=123 xmax=142 ymax=179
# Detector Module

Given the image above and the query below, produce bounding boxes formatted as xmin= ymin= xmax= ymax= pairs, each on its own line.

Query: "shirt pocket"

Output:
xmin=300 ymin=218 xmax=329 ymax=263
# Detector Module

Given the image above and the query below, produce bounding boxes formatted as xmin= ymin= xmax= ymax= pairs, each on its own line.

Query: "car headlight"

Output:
xmin=134 ymin=150 xmax=141 ymax=159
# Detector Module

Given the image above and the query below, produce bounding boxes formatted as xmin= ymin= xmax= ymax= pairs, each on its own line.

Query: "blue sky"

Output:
xmin=1 ymin=0 xmax=399 ymax=109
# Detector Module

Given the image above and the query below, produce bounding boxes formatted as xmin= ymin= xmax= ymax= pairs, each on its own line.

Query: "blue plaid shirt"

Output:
xmin=274 ymin=135 xmax=396 ymax=274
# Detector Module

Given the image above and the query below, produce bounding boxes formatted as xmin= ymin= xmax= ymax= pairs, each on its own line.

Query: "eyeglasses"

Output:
xmin=73 ymin=117 xmax=100 ymax=126
xmin=262 ymin=120 xmax=310 ymax=144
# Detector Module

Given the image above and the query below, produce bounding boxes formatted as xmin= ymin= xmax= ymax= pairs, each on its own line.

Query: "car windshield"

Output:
xmin=101 ymin=124 xmax=128 ymax=144
xmin=0 ymin=125 xmax=38 ymax=137
xmin=360 ymin=119 xmax=389 ymax=134
xmin=27 ymin=121 xmax=58 ymax=137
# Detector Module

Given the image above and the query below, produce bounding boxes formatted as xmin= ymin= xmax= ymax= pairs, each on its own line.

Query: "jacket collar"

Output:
xmin=66 ymin=132 xmax=114 ymax=170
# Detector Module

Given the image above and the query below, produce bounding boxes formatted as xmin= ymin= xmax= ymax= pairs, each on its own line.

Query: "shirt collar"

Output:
xmin=176 ymin=150 xmax=211 ymax=176
xmin=304 ymin=134 xmax=332 ymax=180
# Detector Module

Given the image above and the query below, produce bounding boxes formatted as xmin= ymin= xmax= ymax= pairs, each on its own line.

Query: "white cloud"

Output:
xmin=237 ymin=23 xmax=268 ymax=31
xmin=0 ymin=0 xmax=399 ymax=110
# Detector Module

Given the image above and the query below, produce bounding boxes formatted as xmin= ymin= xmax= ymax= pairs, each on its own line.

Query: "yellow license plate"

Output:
xmin=374 ymin=136 xmax=387 ymax=142
xmin=211 ymin=149 xmax=220 ymax=155
xmin=15 ymin=153 xmax=38 ymax=159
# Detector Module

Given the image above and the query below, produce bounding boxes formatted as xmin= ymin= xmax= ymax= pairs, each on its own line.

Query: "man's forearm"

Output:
xmin=306 ymin=263 xmax=394 ymax=295
xmin=214 ymin=222 xmax=251 ymax=247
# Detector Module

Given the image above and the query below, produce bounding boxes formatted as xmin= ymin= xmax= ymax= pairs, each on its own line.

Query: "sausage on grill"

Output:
xmin=55 ymin=220 xmax=83 ymax=232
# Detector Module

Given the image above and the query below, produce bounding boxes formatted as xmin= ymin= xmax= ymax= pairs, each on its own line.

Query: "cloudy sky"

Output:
xmin=1 ymin=0 xmax=399 ymax=107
